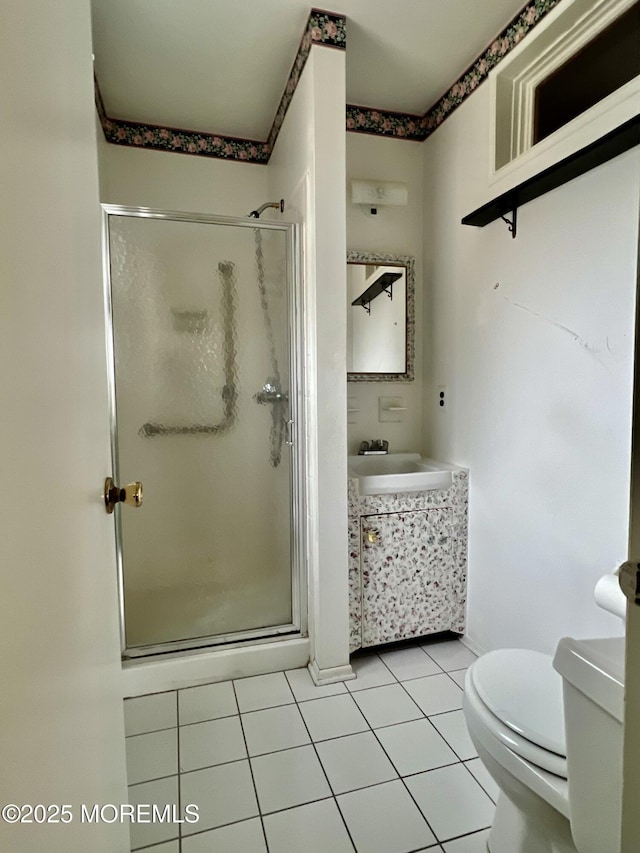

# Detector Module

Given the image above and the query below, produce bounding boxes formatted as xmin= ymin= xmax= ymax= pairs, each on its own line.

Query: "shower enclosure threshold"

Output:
xmin=122 ymin=635 xmax=310 ymax=697
xmin=123 ymin=625 xmax=304 ymax=660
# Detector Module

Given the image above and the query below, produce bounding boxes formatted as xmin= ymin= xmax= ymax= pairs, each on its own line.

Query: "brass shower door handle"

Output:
xmin=104 ymin=477 xmax=143 ymax=514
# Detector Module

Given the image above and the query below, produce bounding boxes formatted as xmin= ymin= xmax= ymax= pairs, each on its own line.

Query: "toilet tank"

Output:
xmin=553 ymin=637 xmax=625 ymax=853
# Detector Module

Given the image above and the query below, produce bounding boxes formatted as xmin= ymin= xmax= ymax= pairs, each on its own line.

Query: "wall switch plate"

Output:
xmin=379 ymin=396 xmax=407 ymax=423
xmin=437 ymin=386 xmax=447 ymax=408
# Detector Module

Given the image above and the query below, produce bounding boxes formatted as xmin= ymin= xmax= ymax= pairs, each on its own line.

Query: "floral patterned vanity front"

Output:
xmin=348 ymin=466 xmax=469 ymax=652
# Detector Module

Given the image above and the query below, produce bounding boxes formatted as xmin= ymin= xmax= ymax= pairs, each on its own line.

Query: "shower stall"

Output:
xmin=102 ymin=206 xmax=305 ymax=659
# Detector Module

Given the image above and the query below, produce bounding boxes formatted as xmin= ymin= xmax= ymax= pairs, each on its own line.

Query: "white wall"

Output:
xmin=346 ymin=134 xmax=424 ymax=455
xmin=1 ymin=1 xmax=128 ymax=849
xmin=269 ymin=47 xmax=352 ymax=682
xmin=99 ymin=142 xmax=268 ymax=215
xmin=423 ymin=82 xmax=640 ymax=655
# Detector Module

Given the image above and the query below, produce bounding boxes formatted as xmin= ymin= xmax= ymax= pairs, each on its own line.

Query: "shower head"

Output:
xmin=248 ymin=199 xmax=284 ymax=219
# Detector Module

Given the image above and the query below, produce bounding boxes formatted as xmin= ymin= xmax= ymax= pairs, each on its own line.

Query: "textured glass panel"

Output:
xmin=108 ymin=216 xmax=292 ymax=649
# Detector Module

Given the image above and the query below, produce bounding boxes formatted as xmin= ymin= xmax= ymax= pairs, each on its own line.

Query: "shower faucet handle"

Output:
xmin=104 ymin=477 xmax=144 ymax=514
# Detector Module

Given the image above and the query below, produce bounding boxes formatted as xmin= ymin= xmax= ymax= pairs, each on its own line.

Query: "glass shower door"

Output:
xmin=104 ymin=208 xmax=301 ymax=656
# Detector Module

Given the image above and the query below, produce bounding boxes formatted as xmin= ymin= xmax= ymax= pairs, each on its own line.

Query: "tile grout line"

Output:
xmin=369 ymin=643 xmax=491 ymax=845
xmin=132 ymin=838 xmax=182 ymax=852
xmin=176 ymin=692 xmax=182 ymax=853
xmin=129 ymin=739 xmax=488 ymax=839
xmin=284 ymin=669 xmax=359 ymax=853
xmin=438 ymin=825 xmax=494 ymax=846
xmin=386 ymin=656 xmax=468 ymax=739
xmin=376 ymin=643 xmax=447 ymax=680
xmin=354 ymin=646 xmax=468 ymax=744
xmin=175 ymin=709 xmax=248 ymax=729
xmin=387 ymin=660 xmax=494 ymax=794
xmin=367 ymin=718 xmax=442 ymax=847
xmin=289 ymin=663 xmax=451 ymax=851
xmin=128 ymin=704 xmax=464 ymax=788
xmin=231 ymin=679 xmax=271 ymax=853
xmin=419 ymin=701 xmax=476 ymax=763
xmin=443 ymin=668 xmax=468 ymax=690
xmin=125 ymin=724 xmax=180 ymax=739
xmin=128 ymin=772 xmax=180 ymax=789
xmin=142 ymin=752 xmax=468 ymax=811
xmin=127 ymin=690 xmax=180 ymax=853
xmin=349 ymin=661 xmax=426 ymax=729
xmin=460 ymin=759 xmax=498 ymax=805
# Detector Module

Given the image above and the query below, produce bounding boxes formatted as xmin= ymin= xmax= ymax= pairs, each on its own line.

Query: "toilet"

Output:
xmin=462 ymin=576 xmax=626 ymax=853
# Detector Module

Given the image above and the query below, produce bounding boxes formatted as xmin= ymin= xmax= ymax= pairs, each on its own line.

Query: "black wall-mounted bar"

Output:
xmin=462 ymin=114 xmax=640 ymax=235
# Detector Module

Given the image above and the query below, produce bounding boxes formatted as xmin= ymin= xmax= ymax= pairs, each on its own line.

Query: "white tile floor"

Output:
xmin=124 ymin=637 xmax=495 ymax=852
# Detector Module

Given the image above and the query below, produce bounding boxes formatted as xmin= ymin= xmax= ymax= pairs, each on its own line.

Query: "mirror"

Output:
xmin=347 ymin=251 xmax=415 ymax=381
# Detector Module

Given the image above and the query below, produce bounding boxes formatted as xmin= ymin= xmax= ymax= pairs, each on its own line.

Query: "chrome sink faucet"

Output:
xmin=358 ymin=439 xmax=389 ymax=455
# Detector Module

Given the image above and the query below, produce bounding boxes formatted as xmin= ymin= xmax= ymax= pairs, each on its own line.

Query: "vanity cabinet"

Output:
xmin=349 ymin=469 xmax=468 ymax=652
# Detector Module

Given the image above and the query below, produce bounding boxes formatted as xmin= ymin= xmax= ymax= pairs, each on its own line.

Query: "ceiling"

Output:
xmin=91 ymin=0 xmax=528 ymax=141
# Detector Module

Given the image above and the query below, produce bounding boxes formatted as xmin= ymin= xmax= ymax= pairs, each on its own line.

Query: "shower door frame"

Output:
xmin=101 ymin=204 xmax=307 ymax=659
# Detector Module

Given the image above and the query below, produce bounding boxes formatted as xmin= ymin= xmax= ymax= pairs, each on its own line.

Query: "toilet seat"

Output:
xmin=469 ymin=649 xmax=567 ymax=778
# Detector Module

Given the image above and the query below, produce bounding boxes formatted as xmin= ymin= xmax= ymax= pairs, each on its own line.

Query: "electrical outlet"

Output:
xmin=437 ymin=385 xmax=447 ymax=408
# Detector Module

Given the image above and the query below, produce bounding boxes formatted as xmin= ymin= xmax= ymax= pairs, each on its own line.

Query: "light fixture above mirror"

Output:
xmin=350 ymin=180 xmax=408 ymax=215
xmin=347 ymin=251 xmax=415 ymax=382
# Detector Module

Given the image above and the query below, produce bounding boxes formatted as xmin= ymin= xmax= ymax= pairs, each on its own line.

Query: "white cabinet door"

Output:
xmin=360 ymin=509 xmax=461 ymax=647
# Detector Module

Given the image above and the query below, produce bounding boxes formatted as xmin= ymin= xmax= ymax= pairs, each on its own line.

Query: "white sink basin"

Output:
xmin=348 ymin=452 xmax=454 ymax=495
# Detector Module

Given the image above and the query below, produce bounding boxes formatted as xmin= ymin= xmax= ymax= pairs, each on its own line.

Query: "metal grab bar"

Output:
xmin=139 ymin=383 xmax=238 ymax=437
xmin=254 ymin=389 xmax=289 ymax=404
xmin=138 ymin=261 xmax=238 ymax=439
xmin=139 ymin=421 xmax=231 ymax=437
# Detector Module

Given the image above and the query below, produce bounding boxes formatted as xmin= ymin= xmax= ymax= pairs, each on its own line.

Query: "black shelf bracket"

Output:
xmin=500 ymin=206 xmax=517 ymax=239
xmin=352 ymin=271 xmax=402 ymax=314
xmin=461 ymin=115 xmax=640 ymax=236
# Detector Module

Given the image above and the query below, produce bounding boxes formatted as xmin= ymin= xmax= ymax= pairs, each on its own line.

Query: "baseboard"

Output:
xmin=459 ymin=634 xmax=487 ymax=657
xmin=308 ymin=658 xmax=356 ymax=685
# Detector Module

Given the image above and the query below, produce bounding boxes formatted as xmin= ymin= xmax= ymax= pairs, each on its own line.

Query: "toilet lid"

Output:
xmin=471 ymin=649 xmax=566 ymax=757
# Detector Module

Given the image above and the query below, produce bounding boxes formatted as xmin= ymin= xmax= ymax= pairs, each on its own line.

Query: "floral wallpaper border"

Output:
xmin=346 ymin=105 xmax=426 ymax=141
xmin=347 ymin=0 xmax=563 ymax=141
xmin=97 ymin=0 xmax=566 ymax=157
xmin=97 ymin=110 xmax=272 ymax=164
xmin=95 ymin=9 xmax=346 ymax=164
xmin=267 ymin=10 xmax=346 ymax=149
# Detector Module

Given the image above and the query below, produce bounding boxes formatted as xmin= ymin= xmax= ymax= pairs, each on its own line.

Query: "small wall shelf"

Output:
xmin=352 ymin=271 xmax=402 ymax=314
xmin=462 ymin=114 xmax=640 ymax=237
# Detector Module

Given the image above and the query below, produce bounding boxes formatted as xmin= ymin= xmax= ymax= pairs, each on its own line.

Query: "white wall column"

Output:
xmin=307 ymin=48 xmax=351 ymax=683
xmin=269 ymin=46 xmax=352 ymax=684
